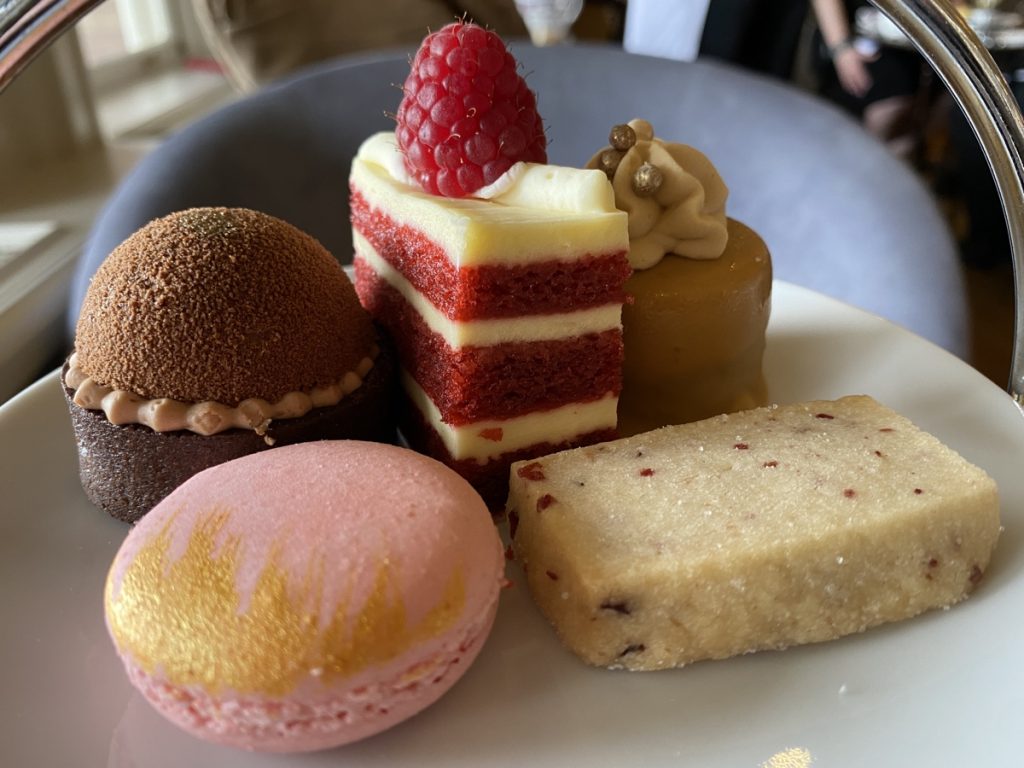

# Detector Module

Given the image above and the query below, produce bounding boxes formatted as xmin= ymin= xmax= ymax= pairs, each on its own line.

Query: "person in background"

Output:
xmin=700 ymin=0 xmax=808 ymax=79
xmin=810 ymin=0 xmax=923 ymax=158
xmin=624 ymin=0 xmax=808 ymax=81
xmin=623 ymin=0 xmax=710 ymax=62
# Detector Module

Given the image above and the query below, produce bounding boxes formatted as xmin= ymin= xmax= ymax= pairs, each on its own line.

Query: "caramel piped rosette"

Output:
xmin=64 ymin=207 xmax=397 ymax=523
xmin=588 ymin=120 xmax=773 ymax=436
xmin=587 ymin=118 xmax=729 ymax=270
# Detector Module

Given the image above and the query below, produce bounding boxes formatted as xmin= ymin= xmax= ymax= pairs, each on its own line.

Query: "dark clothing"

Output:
xmin=700 ymin=0 xmax=809 ymax=79
xmin=813 ymin=0 xmax=923 ymax=117
xmin=946 ymin=81 xmax=1024 ymax=267
xmin=824 ymin=47 xmax=923 ymax=114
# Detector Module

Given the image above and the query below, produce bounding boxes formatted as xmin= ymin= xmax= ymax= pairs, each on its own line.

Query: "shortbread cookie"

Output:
xmin=507 ymin=395 xmax=1000 ymax=670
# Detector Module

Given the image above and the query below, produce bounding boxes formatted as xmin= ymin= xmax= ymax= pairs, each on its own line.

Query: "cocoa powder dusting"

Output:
xmin=74 ymin=208 xmax=375 ymax=404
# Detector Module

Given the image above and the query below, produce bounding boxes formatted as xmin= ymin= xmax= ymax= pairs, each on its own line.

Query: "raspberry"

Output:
xmin=396 ymin=21 xmax=547 ymax=197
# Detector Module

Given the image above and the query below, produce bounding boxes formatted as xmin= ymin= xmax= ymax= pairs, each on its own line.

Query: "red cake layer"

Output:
xmin=351 ymin=188 xmax=630 ymax=322
xmin=399 ymin=389 xmax=618 ymax=511
xmin=355 ymin=259 xmax=622 ymax=424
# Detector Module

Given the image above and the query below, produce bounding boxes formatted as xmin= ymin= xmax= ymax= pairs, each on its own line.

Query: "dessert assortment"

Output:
xmin=64 ymin=207 xmax=395 ymax=522
xmin=59 ymin=19 xmax=1002 ymax=754
xmin=507 ymin=396 xmax=1000 ymax=670
xmin=104 ymin=441 xmax=503 ymax=751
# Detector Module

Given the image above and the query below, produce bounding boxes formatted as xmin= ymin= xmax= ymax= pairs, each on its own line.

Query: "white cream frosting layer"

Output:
xmin=351 ymin=132 xmax=629 ymax=268
xmin=587 ymin=118 xmax=729 ymax=270
xmin=355 ymin=233 xmax=621 ymax=347
xmin=403 ymin=372 xmax=618 ymax=463
xmin=64 ymin=350 xmax=377 ymax=436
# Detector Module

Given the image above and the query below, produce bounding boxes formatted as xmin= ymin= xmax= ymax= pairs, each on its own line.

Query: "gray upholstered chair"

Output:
xmin=69 ymin=43 xmax=967 ymax=357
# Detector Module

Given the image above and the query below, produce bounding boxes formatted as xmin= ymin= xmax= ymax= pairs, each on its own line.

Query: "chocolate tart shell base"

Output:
xmin=63 ymin=348 xmax=397 ymax=524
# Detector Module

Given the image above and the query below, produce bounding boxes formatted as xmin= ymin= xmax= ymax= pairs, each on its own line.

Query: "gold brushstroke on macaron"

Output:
xmin=105 ymin=509 xmax=466 ymax=696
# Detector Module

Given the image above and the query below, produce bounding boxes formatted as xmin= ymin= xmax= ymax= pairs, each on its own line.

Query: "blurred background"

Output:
xmin=0 ymin=0 xmax=1019 ymax=404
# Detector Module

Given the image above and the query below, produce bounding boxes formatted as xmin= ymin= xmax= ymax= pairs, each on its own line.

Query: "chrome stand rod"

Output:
xmin=871 ymin=0 xmax=1024 ymax=403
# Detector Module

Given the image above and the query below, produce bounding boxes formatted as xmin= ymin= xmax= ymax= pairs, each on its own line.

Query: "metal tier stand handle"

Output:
xmin=872 ymin=0 xmax=1024 ymax=404
xmin=0 ymin=1 xmax=102 ymax=89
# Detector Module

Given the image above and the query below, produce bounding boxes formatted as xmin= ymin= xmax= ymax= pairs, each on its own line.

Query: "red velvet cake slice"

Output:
xmin=351 ymin=132 xmax=630 ymax=506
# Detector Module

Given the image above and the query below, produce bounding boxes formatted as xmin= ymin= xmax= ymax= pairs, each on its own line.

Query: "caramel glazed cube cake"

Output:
xmin=507 ymin=396 xmax=1000 ymax=671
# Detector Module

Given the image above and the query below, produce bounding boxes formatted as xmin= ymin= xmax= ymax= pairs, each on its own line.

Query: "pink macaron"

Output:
xmin=104 ymin=440 xmax=504 ymax=752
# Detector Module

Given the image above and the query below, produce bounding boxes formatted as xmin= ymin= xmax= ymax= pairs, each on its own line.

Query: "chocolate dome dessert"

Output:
xmin=64 ymin=207 xmax=396 ymax=523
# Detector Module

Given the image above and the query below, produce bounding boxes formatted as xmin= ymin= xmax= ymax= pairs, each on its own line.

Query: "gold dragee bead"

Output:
xmin=599 ymin=148 xmax=624 ymax=179
xmin=632 ymin=162 xmax=664 ymax=197
xmin=609 ymin=123 xmax=636 ymax=151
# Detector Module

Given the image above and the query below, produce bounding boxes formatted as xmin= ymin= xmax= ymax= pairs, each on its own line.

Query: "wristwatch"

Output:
xmin=829 ymin=37 xmax=855 ymax=58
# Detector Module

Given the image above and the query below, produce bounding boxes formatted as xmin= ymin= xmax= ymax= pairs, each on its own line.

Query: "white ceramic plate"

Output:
xmin=2 ymin=281 xmax=1022 ymax=767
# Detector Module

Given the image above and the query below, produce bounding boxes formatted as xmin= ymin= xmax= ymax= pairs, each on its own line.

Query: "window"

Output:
xmin=75 ymin=0 xmax=183 ymax=93
xmin=0 ymin=2 xmax=228 ymax=404
xmin=77 ymin=0 xmax=174 ymax=69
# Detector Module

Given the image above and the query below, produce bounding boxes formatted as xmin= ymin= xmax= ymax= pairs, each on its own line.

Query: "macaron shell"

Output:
xmin=105 ymin=441 xmax=504 ymax=751
xmin=120 ymin=593 xmax=499 ymax=751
